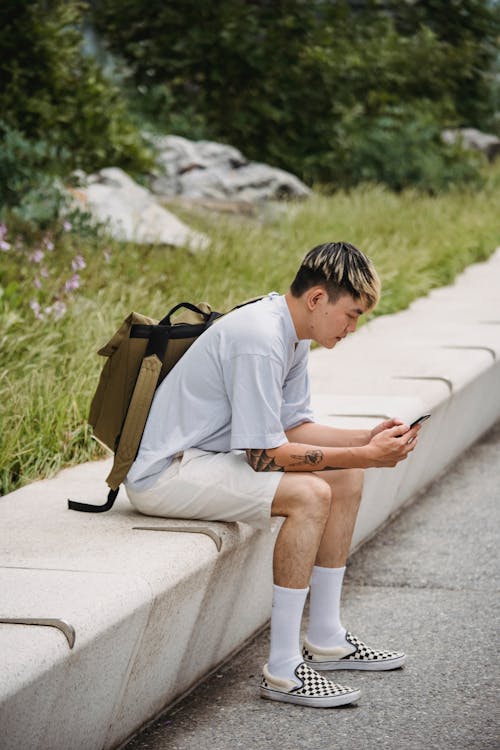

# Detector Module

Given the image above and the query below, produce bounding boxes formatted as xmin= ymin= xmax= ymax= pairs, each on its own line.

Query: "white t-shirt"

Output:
xmin=126 ymin=293 xmax=314 ymax=491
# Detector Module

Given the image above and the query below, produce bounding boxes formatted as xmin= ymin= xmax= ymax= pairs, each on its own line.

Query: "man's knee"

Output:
xmin=305 ymin=476 xmax=332 ymax=521
xmin=328 ymin=468 xmax=364 ymax=500
xmin=272 ymin=473 xmax=331 ymax=522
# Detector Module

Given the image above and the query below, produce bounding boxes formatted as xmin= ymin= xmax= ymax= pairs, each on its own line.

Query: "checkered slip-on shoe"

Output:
xmin=303 ymin=631 xmax=406 ymax=671
xmin=260 ymin=661 xmax=360 ymax=707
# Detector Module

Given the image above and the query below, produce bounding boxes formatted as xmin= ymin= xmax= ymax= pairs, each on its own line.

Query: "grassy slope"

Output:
xmin=1 ymin=167 xmax=499 ymax=494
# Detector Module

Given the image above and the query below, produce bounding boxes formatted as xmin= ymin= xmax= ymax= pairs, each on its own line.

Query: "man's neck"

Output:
xmin=284 ymin=291 xmax=307 ymax=341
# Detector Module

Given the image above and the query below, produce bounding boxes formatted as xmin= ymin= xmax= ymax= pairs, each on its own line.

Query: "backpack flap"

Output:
xmin=88 ymin=312 xmax=158 ymax=452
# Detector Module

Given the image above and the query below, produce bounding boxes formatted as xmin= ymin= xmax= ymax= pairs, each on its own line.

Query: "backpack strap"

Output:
xmin=68 ymin=487 xmax=119 ymax=513
xmin=68 ymin=327 xmax=170 ymax=513
xmin=159 ymin=302 xmax=211 ymax=326
xmin=105 ymin=352 xmax=163 ymax=490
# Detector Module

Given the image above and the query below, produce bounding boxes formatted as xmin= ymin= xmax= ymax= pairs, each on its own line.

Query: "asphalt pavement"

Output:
xmin=125 ymin=420 xmax=500 ymax=750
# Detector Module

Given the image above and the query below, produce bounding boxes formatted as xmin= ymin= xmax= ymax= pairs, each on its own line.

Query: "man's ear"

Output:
xmin=305 ymin=286 xmax=327 ymax=311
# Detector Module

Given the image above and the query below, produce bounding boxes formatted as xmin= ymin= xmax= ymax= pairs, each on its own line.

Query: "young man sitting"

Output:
xmin=126 ymin=241 xmax=421 ymax=707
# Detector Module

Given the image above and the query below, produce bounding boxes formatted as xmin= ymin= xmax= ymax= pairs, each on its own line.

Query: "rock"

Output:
xmin=442 ymin=128 xmax=500 ymax=162
xmin=149 ymin=135 xmax=311 ymax=202
xmin=67 ymin=167 xmax=209 ymax=250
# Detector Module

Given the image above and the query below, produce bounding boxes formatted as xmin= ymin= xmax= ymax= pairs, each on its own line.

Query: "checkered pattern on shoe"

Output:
xmin=261 ymin=663 xmax=353 ymax=696
xmin=343 ymin=631 xmax=402 ymax=661
xmin=292 ymin=663 xmax=353 ymax=696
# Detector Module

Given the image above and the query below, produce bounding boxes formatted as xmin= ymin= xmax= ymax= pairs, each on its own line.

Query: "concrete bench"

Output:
xmin=1 ymin=248 xmax=499 ymax=749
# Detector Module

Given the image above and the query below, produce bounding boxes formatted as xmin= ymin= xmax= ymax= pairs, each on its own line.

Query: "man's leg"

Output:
xmin=266 ymin=473 xmax=331 ymax=679
xmin=267 ymin=469 xmax=362 ymax=673
xmin=271 ymin=472 xmax=332 ymax=587
xmin=307 ymin=469 xmax=363 ymax=648
xmin=261 ymin=471 xmax=361 ymax=706
xmin=303 ymin=468 xmax=406 ymax=670
xmin=314 ymin=468 xmax=364 ymax=567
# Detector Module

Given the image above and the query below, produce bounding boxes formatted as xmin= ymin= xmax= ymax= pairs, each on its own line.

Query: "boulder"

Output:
xmin=442 ymin=128 xmax=500 ymax=162
xmin=150 ymin=135 xmax=311 ymax=202
xmin=67 ymin=168 xmax=209 ymax=250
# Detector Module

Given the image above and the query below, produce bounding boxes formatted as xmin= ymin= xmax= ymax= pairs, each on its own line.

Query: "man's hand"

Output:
xmin=365 ymin=422 xmax=421 ymax=468
xmin=369 ymin=418 xmax=404 ymax=441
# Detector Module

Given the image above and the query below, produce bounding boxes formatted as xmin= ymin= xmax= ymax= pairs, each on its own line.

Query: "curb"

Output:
xmin=1 ymin=249 xmax=499 ymax=749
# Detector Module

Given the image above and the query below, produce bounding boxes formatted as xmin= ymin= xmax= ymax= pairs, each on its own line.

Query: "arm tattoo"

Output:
xmin=289 ymin=450 xmax=340 ymax=470
xmin=246 ymin=447 xmax=342 ymax=472
xmin=246 ymin=449 xmax=284 ymax=472
xmin=290 ymin=450 xmax=323 ymax=466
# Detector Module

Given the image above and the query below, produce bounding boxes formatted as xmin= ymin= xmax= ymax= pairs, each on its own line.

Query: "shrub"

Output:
xmin=0 ymin=122 xmax=69 ymax=226
xmin=91 ymin=0 xmax=498 ymax=191
xmin=312 ymin=103 xmax=484 ymax=194
xmin=0 ymin=0 xmax=153 ymax=179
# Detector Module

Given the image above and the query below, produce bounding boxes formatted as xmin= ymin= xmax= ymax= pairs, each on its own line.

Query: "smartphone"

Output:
xmin=409 ymin=414 xmax=431 ymax=429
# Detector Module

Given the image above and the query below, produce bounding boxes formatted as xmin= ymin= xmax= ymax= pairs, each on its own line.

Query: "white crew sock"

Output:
xmin=306 ymin=565 xmax=350 ymax=649
xmin=267 ymin=584 xmax=309 ymax=681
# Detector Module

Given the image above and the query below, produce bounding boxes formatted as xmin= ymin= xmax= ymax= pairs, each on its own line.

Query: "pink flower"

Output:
xmin=31 ymin=249 xmax=45 ymax=263
xmin=65 ymin=273 xmax=80 ymax=292
xmin=30 ymin=300 xmax=44 ymax=320
xmin=52 ymin=301 xmax=67 ymax=320
xmin=43 ymin=237 xmax=55 ymax=251
xmin=0 ymin=223 xmax=10 ymax=251
xmin=71 ymin=254 xmax=86 ymax=272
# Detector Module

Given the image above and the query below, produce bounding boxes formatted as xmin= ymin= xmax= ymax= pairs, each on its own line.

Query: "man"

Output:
xmin=126 ymin=241 xmax=421 ymax=708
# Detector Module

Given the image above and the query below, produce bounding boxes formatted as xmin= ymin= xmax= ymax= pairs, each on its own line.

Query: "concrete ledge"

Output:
xmin=1 ymin=248 xmax=499 ymax=748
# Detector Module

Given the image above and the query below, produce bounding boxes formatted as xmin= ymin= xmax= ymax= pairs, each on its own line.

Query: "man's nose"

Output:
xmin=347 ymin=320 xmax=357 ymax=334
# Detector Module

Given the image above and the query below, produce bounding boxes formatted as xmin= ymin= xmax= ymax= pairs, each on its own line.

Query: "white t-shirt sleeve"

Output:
xmin=281 ymin=343 xmax=315 ymax=430
xmin=224 ymin=353 xmax=288 ymax=450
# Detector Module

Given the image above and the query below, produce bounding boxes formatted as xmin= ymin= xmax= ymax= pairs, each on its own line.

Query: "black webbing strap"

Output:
xmin=68 ymin=487 xmax=119 ymax=513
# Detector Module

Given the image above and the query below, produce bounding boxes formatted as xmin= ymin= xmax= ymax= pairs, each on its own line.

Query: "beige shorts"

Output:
xmin=125 ymin=448 xmax=283 ymax=529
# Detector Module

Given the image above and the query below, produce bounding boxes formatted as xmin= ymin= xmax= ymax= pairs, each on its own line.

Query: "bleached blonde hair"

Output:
xmin=290 ymin=242 xmax=381 ymax=311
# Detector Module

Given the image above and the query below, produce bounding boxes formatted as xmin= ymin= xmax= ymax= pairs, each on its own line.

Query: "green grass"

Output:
xmin=1 ymin=165 xmax=500 ymax=495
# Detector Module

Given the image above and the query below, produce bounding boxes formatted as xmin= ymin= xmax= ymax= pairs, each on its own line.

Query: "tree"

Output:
xmin=0 ymin=0 xmax=151 ymax=176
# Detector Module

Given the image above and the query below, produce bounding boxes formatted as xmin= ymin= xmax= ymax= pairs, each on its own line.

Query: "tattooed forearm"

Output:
xmin=246 ymin=449 xmax=285 ymax=472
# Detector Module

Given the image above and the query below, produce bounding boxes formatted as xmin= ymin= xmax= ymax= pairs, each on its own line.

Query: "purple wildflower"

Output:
xmin=30 ymin=300 xmax=44 ymax=320
xmin=71 ymin=254 xmax=86 ymax=272
xmin=40 ymin=267 xmax=49 ymax=278
xmin=52 ymin=301 xmax=67 ymax=320
xmin=63 ymin=220 xmax=73 ymax=232
xmin=0 ymin=223 xmax=10 ymax=251
xmin=44 ymin=237 xmax=55 ymax=251
xmin=34 ymin=277 xmax=42 ymax=290
xmin=31 ymin=249 xmax=45 ymax=263
xmin=65 ymin=273 xmax=80 ymax=293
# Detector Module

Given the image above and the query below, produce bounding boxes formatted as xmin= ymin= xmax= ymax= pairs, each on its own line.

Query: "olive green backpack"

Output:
xmin=68 ymin=299 xmax=259 ymax=513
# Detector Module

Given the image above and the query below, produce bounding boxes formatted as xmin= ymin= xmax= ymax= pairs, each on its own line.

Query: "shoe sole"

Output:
xmin=304 ymin=654 xmax=406 ymax=671
xmin=260 ymin=687 xmax=360 ymax=707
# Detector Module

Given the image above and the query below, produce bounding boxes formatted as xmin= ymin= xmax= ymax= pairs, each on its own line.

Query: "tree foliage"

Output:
xmin=0 ymin=0 xmax=497 ymax=196
xmin=0 ymin=0 xmax=152 ymax=179
xmin=91 ymin=0 xmax=499 ymax=190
